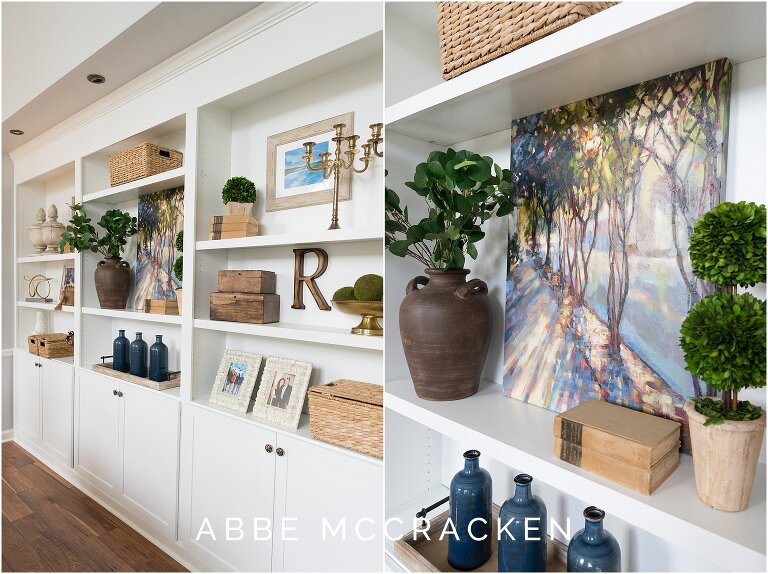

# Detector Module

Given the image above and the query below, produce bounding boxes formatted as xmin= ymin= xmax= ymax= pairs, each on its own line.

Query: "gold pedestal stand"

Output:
xmin=332 ymin=301 xmax=383 ymax=336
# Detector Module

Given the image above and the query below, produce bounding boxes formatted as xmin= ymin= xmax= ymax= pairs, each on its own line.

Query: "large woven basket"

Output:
xmin=108 ymin=142 xmax=183 ymax=187
xmin=308 ymin=379 xmax=383 ymax=459
xmin=437 ymin=2 xmax=615 ymax=80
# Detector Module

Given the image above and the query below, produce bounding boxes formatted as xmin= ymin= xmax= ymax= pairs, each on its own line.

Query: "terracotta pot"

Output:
xmin=175 ymin=287 xmax=183 ymax=314
xmin=94 ymin=257 xmax=131 ymax=309
xmin=684 ymin=399 xmax=766 ymax=511
xmin=226 ymin=201 xmax=253 ymax=216
xmin=399 ymin=269 xmax=492 ymax=401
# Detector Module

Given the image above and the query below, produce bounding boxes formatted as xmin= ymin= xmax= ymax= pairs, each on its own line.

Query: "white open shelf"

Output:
xmin=82 ymin=167 xmax=185 ymax=204
xmin=17 ymin=301 xmax=74 ymax=312
xmin=189 ymin=398 xmax=381 ymax=466
xmin=386 ymin=1 xmax=766 ymax=145
xmin=194 ymin=318 xmax=383 ymax=351
xmin=82 ymin=306 xmax=183 ymax=325
xmin=385 ymin=378 xmax=766 ymax=572
xmin=196 ymin=227 xmax=383 ymax=251
xmin=17 ymin=253 xmax=77 ymax=264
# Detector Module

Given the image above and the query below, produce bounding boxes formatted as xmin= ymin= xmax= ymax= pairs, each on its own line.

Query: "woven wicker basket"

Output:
xmin=28 ymin=332 xmax=74 ymax=358
xmin=437 ymin=2 xmax=615 ymax=80
xmin=308 ymin=379 xmax=383 ymax=459
xmin=108 ymin=142 xmax=183 ymax=187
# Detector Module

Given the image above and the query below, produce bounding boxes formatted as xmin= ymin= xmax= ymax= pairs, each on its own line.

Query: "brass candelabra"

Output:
xmin=302 ymin=122 xmax=383 ymax=230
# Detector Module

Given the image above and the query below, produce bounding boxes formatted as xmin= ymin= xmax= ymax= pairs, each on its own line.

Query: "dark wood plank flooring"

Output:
xmin=2 ymin=441 xmax=186 ymax=572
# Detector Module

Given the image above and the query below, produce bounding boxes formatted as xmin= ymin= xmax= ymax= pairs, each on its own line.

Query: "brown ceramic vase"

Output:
xmin=94 ymin=257 xmax=131 ymax=309
xmin=399 ymin=269 xmax=492 ymax=401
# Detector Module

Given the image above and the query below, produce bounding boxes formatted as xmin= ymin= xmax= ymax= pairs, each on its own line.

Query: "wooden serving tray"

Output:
xmin=92 ymin=362 xmax=180 ymax=391
xmin=394 ymin=503 xmax=566 ymax=572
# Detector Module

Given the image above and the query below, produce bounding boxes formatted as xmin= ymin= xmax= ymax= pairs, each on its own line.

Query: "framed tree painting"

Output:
xmin=503 ymin=58 xmax=732 ymax=451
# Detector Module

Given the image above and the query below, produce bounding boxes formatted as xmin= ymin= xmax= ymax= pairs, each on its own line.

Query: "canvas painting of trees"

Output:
xmin=503 ymin=59 xmax=731 ymax=448
xmin=133 ymin=186 xmax=184 ymax=309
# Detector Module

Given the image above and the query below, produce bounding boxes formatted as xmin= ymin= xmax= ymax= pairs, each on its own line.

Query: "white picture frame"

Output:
xmin=251 ymin=356 xmax=312 ymax=429
xmin=209 ymin=350 xmax=263 ymax=412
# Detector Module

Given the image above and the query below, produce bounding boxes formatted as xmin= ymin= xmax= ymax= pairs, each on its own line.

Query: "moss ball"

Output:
xmin=354 ymin=274 xmax=383 ymax=301
xmin=332 ymin=286 xmax=356 ymax=301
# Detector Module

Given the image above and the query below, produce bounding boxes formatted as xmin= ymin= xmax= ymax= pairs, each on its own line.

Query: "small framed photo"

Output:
xmin=252 ymin=356 xmax=312 ymax=428
xmin=266 ymin=112 xmax=353 ymax=212
xmin=209 ymin=350 xmax=263 ymax=412
xmin=59 ymin=265 xmax=75 ymax=305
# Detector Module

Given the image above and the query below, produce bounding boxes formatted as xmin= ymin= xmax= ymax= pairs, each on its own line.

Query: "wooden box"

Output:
xmin=144 ymin=299 xmax=179 ymax=315
xmin=218 ymin=270 xmax=276 ymax=294
xmin=394 ymin=503 xmax=567 ymax=572
xmin=210 ymin=292 xmax=280 ymax=324
xmin=308 ymin=380 xmax=383 ymax=459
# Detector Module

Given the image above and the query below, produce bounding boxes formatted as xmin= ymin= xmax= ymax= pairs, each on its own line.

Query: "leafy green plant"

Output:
xmin=222 ymin=176 xmax=258 ymax=204
xmin=385 ymin=150 xmax=515 ymax=269
xmin=59 ymin=204 xmax=137 ymax=259
xmin=680 ymin=201 xmax=766 ymax=423
xmin=689 ymin=201 xmax=766 ymax=286
xmin=173 ymin=230 xmax=183 ymax=283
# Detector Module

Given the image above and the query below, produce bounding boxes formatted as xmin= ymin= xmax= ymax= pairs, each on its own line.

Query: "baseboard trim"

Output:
xmin=9 ymin=438 xmax=204 ymax=572
xmin=2 ymin=429 xmax=14 ymax=442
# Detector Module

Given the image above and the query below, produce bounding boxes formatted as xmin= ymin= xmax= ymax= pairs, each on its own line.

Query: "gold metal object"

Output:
xmin=332 ymin=300 xmax=384 ymax=336
xmin=276 ymin=448 xmax=285 ymax=457
xmin=265 ymin=444 xmax=273 ymax=453
xmin=302 ymin=122 xmax=383 ymax=230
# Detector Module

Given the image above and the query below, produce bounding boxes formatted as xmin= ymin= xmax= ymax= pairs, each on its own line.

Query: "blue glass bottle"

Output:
xmin=149 ymin=335 xmax=168 ymax=382
xmin=112 ymin=330 xmax=129 ymax=372
xmin=499 ymin=474 xmax=547 ymax=572
xmin=448 ymin=450 xmax=492 ymax=570
xmin=567 ymin=507 xmax=621 ymax=572
xmin=129 ymin=332 xmax=148 ymax=377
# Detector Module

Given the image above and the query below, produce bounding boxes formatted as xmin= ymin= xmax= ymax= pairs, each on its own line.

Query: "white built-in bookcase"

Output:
xmin=384 ymin=2 xmax=766 ymax=573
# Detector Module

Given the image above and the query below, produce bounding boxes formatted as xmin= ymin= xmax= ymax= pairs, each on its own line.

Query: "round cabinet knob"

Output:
xmin=113 ymin=389 xmax=118 ymax=396
xmin=117 ymin=391 xmax=123 ymax=397
xmin=265 ymin=444 xmax=273 ymax=453
xmin=276 ymin=448 xmax=285 ymax=457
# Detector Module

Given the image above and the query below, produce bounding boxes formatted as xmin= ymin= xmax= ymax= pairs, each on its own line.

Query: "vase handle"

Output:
xmin=97 ymin=260 xmax=106 ymax=267
xmin=118 ymin=260 xmax=130 ymax=269
xmin=455 ymin=279 xmax=487 ymax=300
xmin=406 ymin=276 xmax=429 ymax=295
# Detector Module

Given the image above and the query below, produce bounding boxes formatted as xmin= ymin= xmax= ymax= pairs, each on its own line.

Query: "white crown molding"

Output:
xmin=9 ymin=2 xmax=312 ymax=162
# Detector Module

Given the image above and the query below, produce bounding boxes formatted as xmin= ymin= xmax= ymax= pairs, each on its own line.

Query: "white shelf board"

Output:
xmin=79 ymin=365 xmax=181 ymax=401
xmin=386 ymin=1 xmax=766 ymax=145
xmin=385 ymin=378 xmax=766 ymax=572
xmin=189 ymin=398 xmax=382 ymax=466
xmin=17 ymin=301 xmax=74 ymax=313
xmin=194 ymin=318 xmax=383 ymax=351
xmin=17 ymin=253 xmax=77 ymax=264
xmin=82 ymin=167 xmax=185 ymax=204
xmin=82 ymin=306 xmax=182 ymax=325
xmin=196 ymin=227 xmax=383 ymax=250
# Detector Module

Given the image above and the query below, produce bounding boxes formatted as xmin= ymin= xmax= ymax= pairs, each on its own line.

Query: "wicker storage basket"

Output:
xmin=437 ymin=2 xmax=615 ymax=80
xmin=108 ymin=142 xmax=183 ymax=186
xmin=28 ymin=332 xmax=74 ymax=358
xmin=308 ymin=379 xmax=383 ymax=459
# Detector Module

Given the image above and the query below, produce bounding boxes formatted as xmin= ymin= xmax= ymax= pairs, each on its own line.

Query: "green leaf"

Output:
xmin=467 ymin=242 xmax=478 ymax=259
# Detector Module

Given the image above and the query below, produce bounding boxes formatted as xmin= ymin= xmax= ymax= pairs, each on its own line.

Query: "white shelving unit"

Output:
xmin=17 ymin=301 xmax=74 ymax=312
xmin=196 ymin=227 xmax=384 ymax=250
xmin=384 ymin=2 xmax=766 ymax=573
xmin=82 ymin=306 xmax=184 ymax=325
xmin=82 ymin=167 xmax=185 ymax=204
xmin=17 ymin=253 xmax=76 ymax=264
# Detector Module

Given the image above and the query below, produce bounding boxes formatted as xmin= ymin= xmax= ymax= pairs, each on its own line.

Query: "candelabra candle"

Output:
xmin=302 ymin=122 xmax=383 ymax=230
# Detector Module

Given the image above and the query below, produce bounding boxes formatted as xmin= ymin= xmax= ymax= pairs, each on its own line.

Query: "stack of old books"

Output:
xmin=209 ymin=215 xmax=259 ymax=240
xmin=553 ymin=399 xmax=681 ymax=495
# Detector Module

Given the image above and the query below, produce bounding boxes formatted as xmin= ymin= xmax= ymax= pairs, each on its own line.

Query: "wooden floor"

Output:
xmin=1 ymin=441 xmax=186 ymax=572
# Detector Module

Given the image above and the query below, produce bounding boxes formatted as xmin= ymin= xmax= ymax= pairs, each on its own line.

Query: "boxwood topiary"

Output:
xmin=175 ymin=230 xmax=184 ymax=253
xmin=173 ymin=255 xmax=183 ymax=283
xmin=689 ymin=201 xmax=766 ymax=287
xmin=332 ymin=286 xmax=356 ymax=301
xmin=354 ymin=274 xmax=383 ymax=301
xmin=222 ymin=176 xmax=258 ymax=204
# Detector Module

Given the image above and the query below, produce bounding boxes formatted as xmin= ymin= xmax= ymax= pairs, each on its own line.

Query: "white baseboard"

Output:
xmin=2 ymin=429 xmax=14 ymax=442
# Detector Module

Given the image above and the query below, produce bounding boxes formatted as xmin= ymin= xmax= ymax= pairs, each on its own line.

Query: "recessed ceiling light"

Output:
xmin=9 ymin=129 xmax=24 ymax=135
xmin=87 ymin=74 xmax=106 ymax=84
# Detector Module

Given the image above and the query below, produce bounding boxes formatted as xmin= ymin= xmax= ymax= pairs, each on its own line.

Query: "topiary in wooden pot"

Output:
xmin=222 ymin=176 xmax=258 ymax=216
xmin=680 ymin=201 xmax=766 ymax=511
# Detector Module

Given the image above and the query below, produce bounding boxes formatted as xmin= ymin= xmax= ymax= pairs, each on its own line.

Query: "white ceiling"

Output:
xmin=2 ymin=1 xmax=259 ymax=153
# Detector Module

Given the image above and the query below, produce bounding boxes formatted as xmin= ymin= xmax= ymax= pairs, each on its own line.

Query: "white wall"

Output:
xmin=2 ymin=153 xmax=14 ymax=434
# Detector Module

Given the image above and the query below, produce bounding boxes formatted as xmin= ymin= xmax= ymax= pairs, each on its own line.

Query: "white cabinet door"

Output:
xmin=75 ymin=369 xmax=121 ymax=496
xmin=187 ymin=406 xmax=277 ymax=572
xmin=275 ymin=436 xmax=383 ymax=572
xmin=15 ymin=350 xmax=41 ymax=445
xmin=40 ymin=357 xmax=74 ymax=467
xmin=121 ymin=383 xmax=180 ymax=540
